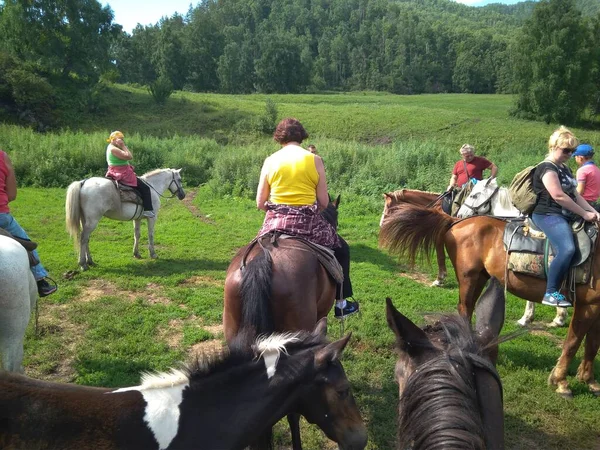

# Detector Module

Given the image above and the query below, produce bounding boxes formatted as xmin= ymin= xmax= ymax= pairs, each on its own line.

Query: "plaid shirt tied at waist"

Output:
xmin=257 ymin=202 xmax=341 ymax=249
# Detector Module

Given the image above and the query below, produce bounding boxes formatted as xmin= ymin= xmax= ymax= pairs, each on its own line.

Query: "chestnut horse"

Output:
xmin=0 ymin=324 xmax=366 ymax=450
xmin=380 ymin=204 xmax=600 ymax=398
xmin=223 ymin=196 xmax=366 ymax=449
xmin=387 ymin=277 xmax=506 ymax=450
xmin=381 ymin=189 xmax=449 ymax=287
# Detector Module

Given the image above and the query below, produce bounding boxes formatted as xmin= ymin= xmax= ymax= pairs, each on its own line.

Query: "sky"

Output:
xmin=104 ymin=0 xmax=527 ymax=34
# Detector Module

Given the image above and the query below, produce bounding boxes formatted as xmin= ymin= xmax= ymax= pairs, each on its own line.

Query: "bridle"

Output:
xmin=147 ymin=171 xmax=184 ymax=199
xmin=461 ymin=183 xmax=500 ymax=215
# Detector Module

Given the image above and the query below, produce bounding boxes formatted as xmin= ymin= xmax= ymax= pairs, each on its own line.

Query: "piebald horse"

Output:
xmin=457 ymin=177 xmax=568 ymax=329
xmin=0 ymin=322 xmax=366 ymax=450
xmin=380 ymin=203 xmax=600 ymax=398
xmin=65 ymin=168 xmax=185 ymax=270
xmin=387 ymin=277 xmax=506 ymax=450
xmin=0 ymin=235 xmax=37 ymax=372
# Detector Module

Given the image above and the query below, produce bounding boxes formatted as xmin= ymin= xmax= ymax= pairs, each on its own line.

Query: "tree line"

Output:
xmin=0 ymin=0 xmax=599 ymax=128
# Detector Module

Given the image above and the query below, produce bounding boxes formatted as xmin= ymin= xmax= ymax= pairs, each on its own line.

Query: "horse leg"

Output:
xmin=517 ymin=301 xmax=536 ymax=327
xmin=133 ymin=219 xmax=142 ymax=259
xmin=288 ymin=413 xmax=303 ymax=450
xmin=549 ymin=307 xmax=568 ymax=328
xmin=430 ymin=241 xmax=447 ymax=287
xmin=548 ymin=304 xmax=599 ymax=398
xmin=80 ymin=221 xmax=97 ymax=270
xmin=456 ymin=271 xmax=488 ymax=320
xmin=575 ymin=305 xmax=600 ymax=396
xmin=147 ymin=217 xmax=157 ymax=259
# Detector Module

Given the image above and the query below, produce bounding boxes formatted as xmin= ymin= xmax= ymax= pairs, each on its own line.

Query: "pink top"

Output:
xmin=0 ymin=151 xmax=11 ymax=213
xmin=576 ymin=162 xmax=600 ymax=202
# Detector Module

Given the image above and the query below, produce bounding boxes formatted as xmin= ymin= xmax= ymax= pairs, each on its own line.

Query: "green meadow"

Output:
xmin=5 ymin=87 xmax=600 ymax=449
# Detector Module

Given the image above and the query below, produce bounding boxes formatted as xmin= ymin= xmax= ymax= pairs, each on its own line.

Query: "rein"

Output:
xmin=425 ymin=191 xmax=451 ymax=209
xmin=466 ymin=351 xmax=503 ymax=402
xmin=146 ymin=172 xmax=182 ymax=199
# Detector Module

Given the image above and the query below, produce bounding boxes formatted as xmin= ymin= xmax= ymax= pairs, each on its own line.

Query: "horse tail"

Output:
xmin=240 ymin=249 xmax=274 ymax=337
xmin=65 ymin=181 xmax=82 ymax=249
xmin=379 ymin=204 xmax=456 ymax=265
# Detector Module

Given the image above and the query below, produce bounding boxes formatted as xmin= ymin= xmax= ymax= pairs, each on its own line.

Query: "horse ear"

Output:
xmin=334 ymin=194 xmax=341 ymax=207
xmin=383 ymin=192 xmax=391 ymax=199
xmin=315 ymin=333 xmax=351 ymax=368
xmin=386 ymin=297 xmax=431 ymax=358
xmin=475 ymin=277 xmax=505 ymax=361
xmin=312 ymin=317 xmax=327 ymax=338
xmin=177 ymin=168 xmax=182 ymax=173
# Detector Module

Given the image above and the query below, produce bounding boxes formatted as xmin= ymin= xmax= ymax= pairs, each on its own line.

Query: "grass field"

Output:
xmin=14 ymin=186 xmax=600 ymax=450
xmin=4 ymin=88 xmax=600 ymax=448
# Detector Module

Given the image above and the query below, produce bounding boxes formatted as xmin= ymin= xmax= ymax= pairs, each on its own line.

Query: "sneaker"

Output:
xmin=334 ymin=300 xmax=360 ymax=319
xmin=542 ymin=292 xmax=572 ymax=308
xmin=37 ymin=278 xmax=57 ymax=297
xmin=142 ymin=211 xmax=156 ymax=218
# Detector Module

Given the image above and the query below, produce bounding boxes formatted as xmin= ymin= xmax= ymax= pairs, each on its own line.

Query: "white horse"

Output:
xmin=0 ymin=235 xmax=37 ymax=372
xmin=457 ymin=177 xmax=568 ymax=328
xmin=65 ymin=168 xmax=185 ymax=270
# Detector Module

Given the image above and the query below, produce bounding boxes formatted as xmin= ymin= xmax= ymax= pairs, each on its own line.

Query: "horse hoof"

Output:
xmin=133 ymin=254 xmax=141 ymax=259
xmin=150 ymin=254 xmax=157 ymax=259
xmin=516 ymin=319 xmax=530 ymax=327
xmin=80 ymin=265 xmax=88 ymax=271
xmin=548 ymin=320 xmax=565 ymax=328
xmin=430 ymin=280 xmax=443 ymax=287
xmin=557 ymin=390 xmax=573 ymax=399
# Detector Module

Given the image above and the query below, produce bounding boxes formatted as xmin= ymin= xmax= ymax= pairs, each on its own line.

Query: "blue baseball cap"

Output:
xmin=573 ymin=144 xmax=594 ymax=157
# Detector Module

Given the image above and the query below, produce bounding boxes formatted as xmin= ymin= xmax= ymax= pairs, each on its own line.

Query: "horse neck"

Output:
xmin=143 ymin=170 xmax=171 ymax=193
xmin=490 ymin=188 xmax=520 ymax=217
xmin=400 ymin=190 xmax=438 ymax=206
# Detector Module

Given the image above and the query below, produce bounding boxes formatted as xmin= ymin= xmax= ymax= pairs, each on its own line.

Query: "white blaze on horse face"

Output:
xmin=255 ymin=332 xmax=301 ymax=379
xmin=110 ymin=369 xmax=190 ymax=450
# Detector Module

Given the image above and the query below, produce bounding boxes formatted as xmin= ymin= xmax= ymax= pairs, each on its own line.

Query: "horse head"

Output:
xmin=386 ymin=277 xmax=505 ymax=450
xmin=457 ymin=177 xmax=499 ymax=218
xmin=291 ymin=319 xmax=368 ymax=450
xmin=321 ymin=194 xmax=340 ymax=229
xmin=168 ymin=168 xmax=186 ymax=200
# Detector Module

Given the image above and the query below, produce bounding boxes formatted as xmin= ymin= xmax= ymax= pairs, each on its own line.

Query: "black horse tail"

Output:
xmin=379 ymin=204 xmax=457 ymax=265
xmin=240 ymin=249 xmax=275 ymax=338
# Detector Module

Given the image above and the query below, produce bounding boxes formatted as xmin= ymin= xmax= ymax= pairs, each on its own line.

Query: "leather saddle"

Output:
xmin=504 ymin=218 xmax=597 ymax=267
xmin=0 ymin=227 xmax=40 ymax=266
xmin=107 ymin=178 xmax=143 ymax=205
xmin=241 ymin=232 xmax=344 ymax=285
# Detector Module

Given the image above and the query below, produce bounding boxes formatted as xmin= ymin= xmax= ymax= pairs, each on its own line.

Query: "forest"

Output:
xmin=0 ymin=0 xmax=599 ymax=128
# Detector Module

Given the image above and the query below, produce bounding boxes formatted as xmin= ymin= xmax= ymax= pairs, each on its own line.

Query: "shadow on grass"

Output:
xmin=100 ymin=257 xmax=230 ymax=278
xmin=501 ymin=347 xmax=564 ymax=372
xmin=351 ymin=243 xmax=404 ymax=270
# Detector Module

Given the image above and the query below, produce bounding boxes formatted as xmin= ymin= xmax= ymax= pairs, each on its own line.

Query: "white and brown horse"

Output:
xmin=65 ymin=168 xmax=185 ymax=270
xmin=0 ymin=321 xmax=367 ymax=450
xmin=0 ymin=235 xmax=37 ymax=373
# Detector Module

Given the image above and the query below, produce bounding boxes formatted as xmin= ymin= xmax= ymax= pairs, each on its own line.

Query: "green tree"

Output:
xmin=511 ymin=0 xmax=593 ymax=124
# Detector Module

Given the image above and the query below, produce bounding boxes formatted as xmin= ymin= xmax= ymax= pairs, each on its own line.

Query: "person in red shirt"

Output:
xmin=447 ymin=144 xmax=498 ymax=191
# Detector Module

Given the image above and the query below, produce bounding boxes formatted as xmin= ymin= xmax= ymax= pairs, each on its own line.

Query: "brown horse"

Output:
xmin=380 ymin=203 xmax=600 ymax=398
xmin=223 ymin=197 xmax=366 ymax=450
xmin=387 ymin=277 xmax=506 ymax=449
xmin=0 ymin=325 xmax=363 ymax=450
xmin=381 ymin=189 xmax=449 ymax=286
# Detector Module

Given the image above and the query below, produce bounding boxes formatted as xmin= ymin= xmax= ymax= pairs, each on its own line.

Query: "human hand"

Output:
xmin=583 ymin=211 xmax=599 ymax=222
xmin=114 ymin=138 xmax=125 ymax=148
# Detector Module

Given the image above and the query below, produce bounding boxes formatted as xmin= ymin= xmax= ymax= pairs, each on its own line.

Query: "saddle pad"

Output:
xmin=107 ymin=179 xmax=143 ymax=205
xmin=508 ymin=252 xmax=591 ymax=284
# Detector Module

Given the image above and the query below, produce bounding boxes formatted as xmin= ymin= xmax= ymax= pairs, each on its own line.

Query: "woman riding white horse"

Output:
xmin=65 ymin=168 xmax=185 ymax=270
xmin=0 ymin=235 xmax=37 ymax=372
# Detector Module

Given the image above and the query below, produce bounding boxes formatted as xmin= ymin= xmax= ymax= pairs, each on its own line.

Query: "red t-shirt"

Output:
xmin=452 ymin=156 xmax=492 ymax=187
xmin=0 ymin=151 xmax=10 ymax=213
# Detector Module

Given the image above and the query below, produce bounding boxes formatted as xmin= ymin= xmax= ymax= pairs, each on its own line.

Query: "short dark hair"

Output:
xmin=273 ymin=118 xmax=308 ymax=144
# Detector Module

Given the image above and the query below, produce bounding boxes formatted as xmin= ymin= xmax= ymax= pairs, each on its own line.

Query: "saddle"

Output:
xmin=107 ymin=178 xmax=143 ymax=205
xmin=241 ymin=232 xmax=344 ymax=285
xmin=503 ymin=218 xmax=598 ymax=287
xmin=0 ymin=227 xmax=40 ymax=267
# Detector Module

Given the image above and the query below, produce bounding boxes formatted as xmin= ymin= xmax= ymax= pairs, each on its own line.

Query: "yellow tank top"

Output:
xmin=266 ymin=145 xmax=319 ymax=205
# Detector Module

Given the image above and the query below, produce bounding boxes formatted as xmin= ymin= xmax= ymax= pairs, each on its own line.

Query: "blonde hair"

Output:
xmin=460 ymin=144 xmax=474 ymax=154
xmin=548 ymin=126 xmax=578 ymax=152
xmin=107 ymin=130 xmax=124 ymax=143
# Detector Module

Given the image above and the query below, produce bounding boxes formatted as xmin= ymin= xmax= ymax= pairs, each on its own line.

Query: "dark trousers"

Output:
xmin=334 ymin=237 xmax=353 ymax=300
xmin=134 ymin=177 xmax=153 ymax=211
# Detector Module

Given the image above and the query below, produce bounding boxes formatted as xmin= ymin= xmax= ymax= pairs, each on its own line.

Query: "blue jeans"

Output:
xmin=531 ymin=213 xmax=575 ymax=293
xmin=0 ymin=213 xmax=48 ymax=280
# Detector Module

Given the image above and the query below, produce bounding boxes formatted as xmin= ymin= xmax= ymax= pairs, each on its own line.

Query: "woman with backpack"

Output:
xmin=531 ymin=126 xmax=600 ymax=308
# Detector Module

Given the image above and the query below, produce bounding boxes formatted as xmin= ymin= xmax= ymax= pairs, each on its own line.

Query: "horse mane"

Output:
xmin=386 ymin=189 xmax=438 ymax=202
xmin=141 ymin=168 xmax=167 ymax=178
xmin=496 ymin=188 xmax=515 ymax=210
xmin=398 ymin=316 xmax=489 ymax=450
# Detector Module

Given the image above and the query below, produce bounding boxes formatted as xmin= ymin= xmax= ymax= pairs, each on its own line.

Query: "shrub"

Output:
xmin=148 ymin=76 xmax=174 ymax=105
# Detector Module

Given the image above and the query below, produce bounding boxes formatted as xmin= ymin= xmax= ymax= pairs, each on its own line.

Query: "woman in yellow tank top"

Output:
xmin=256 ymin=118 xmax=359 ymax=318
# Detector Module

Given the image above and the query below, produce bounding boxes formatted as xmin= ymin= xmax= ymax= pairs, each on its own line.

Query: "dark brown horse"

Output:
xmin=380 ymin=203 xmax=600 ymax=398
xmin=223 ymin=197 xmax=366 ymax=449
xmin=0 ymin=324 xmax=365 ymax=450
xmin=386 ymin=277 xmax=506 ymax=450
xmin=381 ymin=189 xmax=449 ymax=286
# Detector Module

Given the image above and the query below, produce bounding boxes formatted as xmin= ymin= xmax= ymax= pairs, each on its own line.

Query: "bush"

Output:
xmin=148 ymin=76 xmax=174 ymax=105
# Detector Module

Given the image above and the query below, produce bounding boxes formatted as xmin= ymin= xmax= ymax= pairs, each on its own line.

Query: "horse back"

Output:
xmin=0 ymin=372 xmax=156 ymax=450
